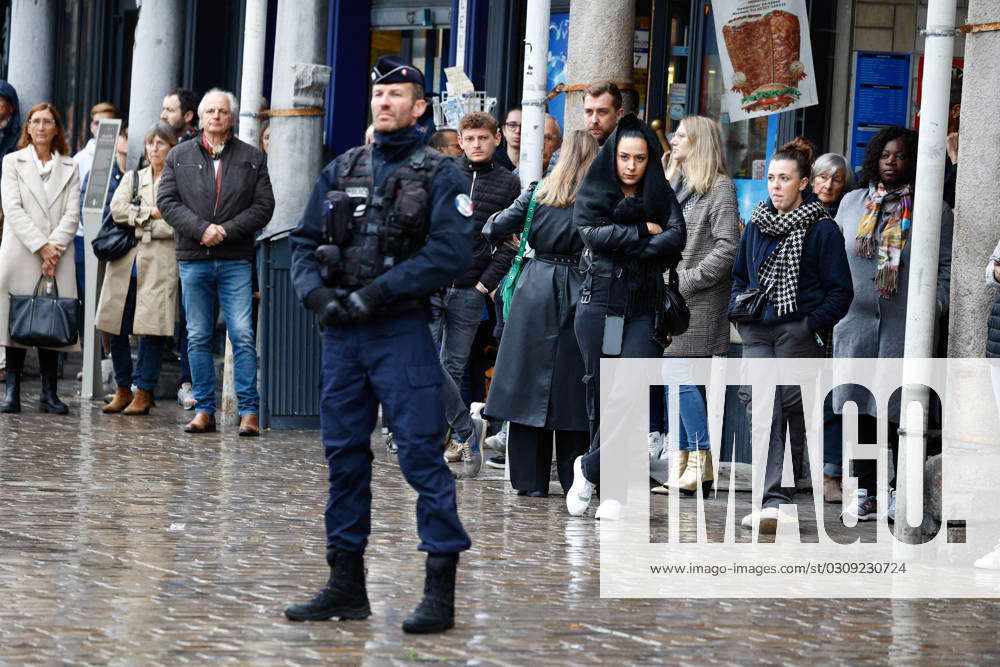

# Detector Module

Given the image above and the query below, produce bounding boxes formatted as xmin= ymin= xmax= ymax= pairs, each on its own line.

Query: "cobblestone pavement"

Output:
xmin=2 ymin=387 xmax=1000 ymax=664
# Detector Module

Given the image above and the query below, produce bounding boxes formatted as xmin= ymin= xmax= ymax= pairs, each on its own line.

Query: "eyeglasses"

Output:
xmin=544 ymin=134 xmax=560 ymax=142
xmin=504 ymin=122 xmax=521 ymax=131
xmin=29 ymin=118 xmax=56 ymax=127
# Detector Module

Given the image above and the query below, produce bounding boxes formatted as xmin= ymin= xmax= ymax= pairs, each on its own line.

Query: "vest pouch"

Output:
xmin=393 ymin=180 xmax=429 ymax=237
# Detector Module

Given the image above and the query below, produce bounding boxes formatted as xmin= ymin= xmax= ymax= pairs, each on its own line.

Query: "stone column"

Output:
xmin=942 ymin=0 xmax=1000 ymax=559
xmin=261 ymin=0 xmax=331 ymax=238
xmin=7 ymin=0 xmax=56 ymax=113
xmin=563 ymin=0 xmax=635 ymax=135
xmin=125 ymin=0 xmax=184 ymax=167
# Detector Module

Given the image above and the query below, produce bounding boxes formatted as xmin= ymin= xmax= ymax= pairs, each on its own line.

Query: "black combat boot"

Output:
xmin=402 ymin=553 xmax=458 ymax=634
xmin=0 ymin=369 xmax=21 ymax=413
xmin=284 ymin=548 xmax=371 ymax=621
xmin=39 ymin=373 xmax=69 ymax=414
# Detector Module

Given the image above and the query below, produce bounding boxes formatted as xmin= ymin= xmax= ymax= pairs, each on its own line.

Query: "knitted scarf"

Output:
xmin=855 ymin=183 xmax=912 ymax=298
xmin=753 ymin=197 xmax=828 ymax=317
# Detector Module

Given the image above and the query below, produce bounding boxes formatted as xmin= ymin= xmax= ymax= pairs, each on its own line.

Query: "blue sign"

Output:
xmin=547 ymin=13 xmax=569 ymax=131
xmin=850 ymin=52 xmax=911 ymax=172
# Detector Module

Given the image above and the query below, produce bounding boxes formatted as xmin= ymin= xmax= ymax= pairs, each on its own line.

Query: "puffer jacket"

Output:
xmin=157 ymin=133 xmax=274 ymax=262
xmin=986 ymin=239 xmax=1000 ymax=358
xmin=451 ymin=154 xmax=520 ymax=290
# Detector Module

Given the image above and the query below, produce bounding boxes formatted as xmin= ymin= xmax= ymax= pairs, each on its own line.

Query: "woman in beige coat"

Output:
xmin=0 ymin=103 xmax=80 ymax=414
xmin=96 ymin=122 xmax=178 ymax=415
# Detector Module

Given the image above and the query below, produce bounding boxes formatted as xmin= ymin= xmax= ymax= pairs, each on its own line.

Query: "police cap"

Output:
xmin=371 ymin=55 xmax=425 ymax=88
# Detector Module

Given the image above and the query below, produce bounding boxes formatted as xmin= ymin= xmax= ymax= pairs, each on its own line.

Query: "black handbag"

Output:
xmin=728 ymin=287 xmax=768 ymax=324
xmin=662 ymin=268 xmax=690 ymax=335
xmin=91 ymin=170 xmax=139 ymax=262
xmin=8 ymin=276 xmax=81 ymax=348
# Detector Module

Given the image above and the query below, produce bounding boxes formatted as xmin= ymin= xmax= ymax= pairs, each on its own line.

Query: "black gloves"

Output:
xmin=304 ymin=283 xmax=388 ymax=328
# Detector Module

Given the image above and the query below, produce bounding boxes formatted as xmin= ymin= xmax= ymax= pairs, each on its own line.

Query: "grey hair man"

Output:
xmin=157 ymin=88 xmax=274 ymax=437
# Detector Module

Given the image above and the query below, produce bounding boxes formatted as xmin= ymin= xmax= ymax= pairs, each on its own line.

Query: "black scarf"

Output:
xmin=752 ymin=193 xmax=828 ymax=316
xmin=575 ymin=114 xmax=676 ymax=317
xmin=373 ymin=125 xmax=423 ymax=163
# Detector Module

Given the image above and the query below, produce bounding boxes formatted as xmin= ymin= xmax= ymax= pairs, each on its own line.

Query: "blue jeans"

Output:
xmin=429 ymin=287 xmax=484 ymax=439
xmin=109 ymin=276 xmax=167 ymax=392
xmin=823 ymin=393 xmax=843 ymax=477
xmin=178 ymin=260 xmax=259 ymax=416
xmin=664 ymin=385 xmax=710 ymax=451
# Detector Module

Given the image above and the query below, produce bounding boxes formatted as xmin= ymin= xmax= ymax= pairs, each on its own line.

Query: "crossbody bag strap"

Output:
xmin=511 ymin=182 xmax=540 ymax=267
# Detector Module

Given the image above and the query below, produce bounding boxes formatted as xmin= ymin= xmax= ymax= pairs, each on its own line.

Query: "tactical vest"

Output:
xmin=333 ymin=143 xmax=445 ymax=289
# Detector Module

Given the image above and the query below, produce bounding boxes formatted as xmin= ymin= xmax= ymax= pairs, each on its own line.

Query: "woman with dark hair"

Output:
xmin=485 ymin=130 xmax=599 ymax=497
xmin=96 ymin=122 xmax=179 ymax=415
xmin=833 ymin=126 xmax=953 ymax=523
xmin=730 ymin=138 xmax=853 ymax=534
xmin=565 ymin=114 xmax=686 ymax=520
xmin=0 ymin=103 xmax=79 ymax=414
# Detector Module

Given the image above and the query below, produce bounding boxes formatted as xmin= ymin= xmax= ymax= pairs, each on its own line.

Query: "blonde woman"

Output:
xmin=651 ymin=116 xmax=740 ymax=496
xmin=484 ymin=130 xmax=599 ymax=497
xmin=96 ymin=122 xmax=179 ymax=415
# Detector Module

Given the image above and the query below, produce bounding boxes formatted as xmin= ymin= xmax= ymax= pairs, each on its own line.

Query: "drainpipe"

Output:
xmin=896 ymin=0 xmax=957 ymax=548
xmin=517 ymin=0 xmax=550 ymax=189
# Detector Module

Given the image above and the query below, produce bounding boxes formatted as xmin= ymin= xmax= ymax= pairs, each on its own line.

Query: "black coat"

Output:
xmin=484 ymin=188 xmax=589 ymax=431
xmin=574 ymin=114 xmax=685 ymax=319
xmin=451 ymin=154 xmax=521 ymax=290
xmin=158 ymin=133 xmax=274 ymax=261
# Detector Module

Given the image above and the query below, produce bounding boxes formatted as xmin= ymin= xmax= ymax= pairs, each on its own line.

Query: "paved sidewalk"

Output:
xmin=1 ymin=392 xmax=999 ymax=663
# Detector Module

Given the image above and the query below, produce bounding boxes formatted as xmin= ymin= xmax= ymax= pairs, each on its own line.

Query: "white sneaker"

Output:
xmin=177 ymin=382 xmax=196 ymax=410
xmin=566 ymin=456 xmax=595 ymax=516
xmin=443 ymin=439 xmax=463 ymax=462
xmin=648 ymin=431 xmax=664 ymax=460
xmin=740 ymin=507 xmax=794 ymax=534
xmin=484 ymin=424 xmax=508 ymax=453
xmin=594 ymin=499 xmax=623 ymax=521
xmin=974 ymin=541 xmax=1000 ymax=569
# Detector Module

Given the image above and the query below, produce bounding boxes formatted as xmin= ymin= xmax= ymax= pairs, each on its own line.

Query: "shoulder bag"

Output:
xmin=91 ymin=170 xmax=140 ymax=262
xmin=498 ymin=184 xmax=540 ymax=321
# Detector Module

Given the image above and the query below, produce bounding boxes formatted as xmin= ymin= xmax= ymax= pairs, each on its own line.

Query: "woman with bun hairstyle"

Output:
xmin=728 ymin=138 xmax=853 ymax=534
xmin=649 ymin=115 xmax=740 ymax=496
xmin=565 ymin=113 xmax=686 ymax=520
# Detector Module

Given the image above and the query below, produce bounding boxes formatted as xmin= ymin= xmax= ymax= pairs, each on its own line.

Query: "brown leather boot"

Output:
xmin=184 ymin=412 xmax=217 ymax=433
xmin=123 ymin=389 xmax=154 ymax=415
xmin=103 ymin=386 xmax=133 ymax=414
xmin=238 ymin=413 xmax=260 ymax=437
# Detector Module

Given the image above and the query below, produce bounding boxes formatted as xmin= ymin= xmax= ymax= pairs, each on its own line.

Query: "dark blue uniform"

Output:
xmin=290 ymin=125 xmax=473 ymax=555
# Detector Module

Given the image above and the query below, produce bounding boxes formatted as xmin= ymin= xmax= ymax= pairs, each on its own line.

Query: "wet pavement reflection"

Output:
xmin=2 ymin=395 xmax=1000 ymax=663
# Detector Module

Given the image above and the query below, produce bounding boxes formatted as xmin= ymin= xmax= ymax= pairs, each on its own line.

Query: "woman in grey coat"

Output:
xmin=484 ymin=131 xmax=598 ymax=497
xmin=651 ymin=116 xmax=740 ymax=496
xmin=833 ymin=126 xmax=953 ymax=523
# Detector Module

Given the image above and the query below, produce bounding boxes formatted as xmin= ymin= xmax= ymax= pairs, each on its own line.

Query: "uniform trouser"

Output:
xmin=574 ymin=275 xmax=663 ymax=486
xmin=507 ymin=422 xmax=589 ymax=494
xmin=320 ymin=311 xmax=471 ymax=554
xmin=737 ymin=319 xmax=820 ymax=509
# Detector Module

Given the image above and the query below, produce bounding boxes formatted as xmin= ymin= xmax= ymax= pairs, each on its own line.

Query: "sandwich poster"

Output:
xmin=711 ymin=0 xmax=818 ymax=121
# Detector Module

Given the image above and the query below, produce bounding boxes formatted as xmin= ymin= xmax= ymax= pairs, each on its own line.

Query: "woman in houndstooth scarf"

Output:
xmin=727 ymin=138 xmax=854 ymax=535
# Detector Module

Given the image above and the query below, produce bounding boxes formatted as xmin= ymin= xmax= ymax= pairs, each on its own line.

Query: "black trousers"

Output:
xmin=507 ymin=422 xmax=589 ymax=494
xmin=574 ymin=274 xmax=663 ymax=485
xmin=5 ymin=346 xmax=59 ymax=376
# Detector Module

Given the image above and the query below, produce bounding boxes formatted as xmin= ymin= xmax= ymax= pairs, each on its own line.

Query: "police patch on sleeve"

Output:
xmin=455 ymin=194 xmax=475 ymax=218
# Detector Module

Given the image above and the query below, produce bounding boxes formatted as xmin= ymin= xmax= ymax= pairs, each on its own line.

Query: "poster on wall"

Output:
xmin=710 ymin=0 xmax=818 ymax=121
xmin=547 ymin=13 xmax=570 ymax=131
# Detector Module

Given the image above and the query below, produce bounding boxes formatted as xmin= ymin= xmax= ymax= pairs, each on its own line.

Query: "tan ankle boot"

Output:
xmin=123 ymin=389 xmax=154 ymax=415
xmin=652 ymin=450 xmax=688 ymax=494
xmin=103 ymin=386 xmax=133 ymax=413
xmin=677 ymin=449 xmax=714 ymax=496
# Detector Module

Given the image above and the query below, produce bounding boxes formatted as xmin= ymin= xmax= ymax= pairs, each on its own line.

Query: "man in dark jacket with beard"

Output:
xmin=158 ymin=88 xmax=275 ymax=437
xmin=435 ymin=112 xmax=520 ymax=464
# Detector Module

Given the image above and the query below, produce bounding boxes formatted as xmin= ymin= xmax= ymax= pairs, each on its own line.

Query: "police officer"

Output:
xmin=285 ymin=56 xmax=480 ymax=634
